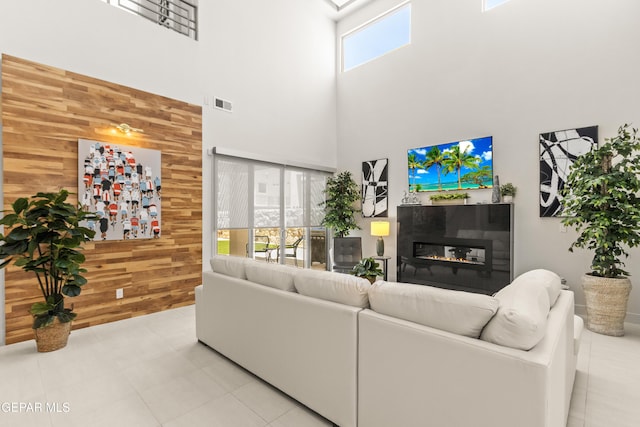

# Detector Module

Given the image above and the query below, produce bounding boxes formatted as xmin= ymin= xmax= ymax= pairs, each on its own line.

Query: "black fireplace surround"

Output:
xmin=397 ymin=204 xmax=513 ymax=295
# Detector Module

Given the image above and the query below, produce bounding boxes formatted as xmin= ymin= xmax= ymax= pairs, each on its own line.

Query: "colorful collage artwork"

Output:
xmin=78 ymin=139 xmax=162 ymax=241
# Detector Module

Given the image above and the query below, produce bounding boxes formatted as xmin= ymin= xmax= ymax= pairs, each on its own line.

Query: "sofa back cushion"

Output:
xmin=210 ymin=255 xmax=247 ymax=279
xmin=245 ymin=261 xmax=297 ymax=292
xmin=512 ymin=269 xmax=562 ymax=307
xmin=368 ymin=281 xmax=499 ymax=338
xmin=480 ymin=275 xmax=551 ymax=350
xmin=294 ymin=269 xmax=371 ymax=308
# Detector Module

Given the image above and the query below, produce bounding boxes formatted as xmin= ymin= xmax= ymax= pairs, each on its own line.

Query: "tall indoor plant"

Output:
xmin=320 ymin=171 xmax=361 ymax=271
xmin=0 ymin=190 xmax=96 ymax=351
xmin=320 ymin=171 xmax=361 ymax=238
xmin=561 ymin=124 xmax=640 ymax=336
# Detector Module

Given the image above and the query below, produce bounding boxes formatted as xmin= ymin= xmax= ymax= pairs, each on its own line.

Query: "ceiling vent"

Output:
xmin=214 ymin=97 xmax=232 ymax=112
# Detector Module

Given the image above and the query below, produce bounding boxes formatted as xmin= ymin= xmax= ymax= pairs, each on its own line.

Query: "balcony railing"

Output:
xmin=104 ymin=0 xmax=198 ymax=40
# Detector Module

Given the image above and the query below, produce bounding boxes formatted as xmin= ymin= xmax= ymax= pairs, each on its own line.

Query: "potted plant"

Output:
xmin=561 ymin=124 xmax=640 ymax=336
xmin=500 ymin=183 xmax=517 ymax=203
xmin=350 ymin=257 xmax=384 ymax=283
xmin=320 ymin=171 xmax=362 ymax=271
xmin=320 ymin=171 xmax=361 ymax=237
xmin=429 ymin=192 xmax=469 ymax=205
xmin=0 ymin=190 xmax=96 ymax=351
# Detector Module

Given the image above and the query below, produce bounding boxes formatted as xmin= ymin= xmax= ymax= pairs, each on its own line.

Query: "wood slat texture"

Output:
xmin=1 ymin=55 xmax=202 ymax=344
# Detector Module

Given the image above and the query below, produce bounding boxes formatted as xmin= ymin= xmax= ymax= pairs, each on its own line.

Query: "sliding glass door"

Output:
xmin=214 ymin=154 xmax=330 ymax=270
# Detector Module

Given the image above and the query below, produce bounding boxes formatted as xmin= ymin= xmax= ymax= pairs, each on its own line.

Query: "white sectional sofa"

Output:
xmin=196 ymin=256 xmax=582 ymax=427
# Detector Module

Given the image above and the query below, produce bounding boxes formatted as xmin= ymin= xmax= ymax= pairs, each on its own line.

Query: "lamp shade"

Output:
xmin=370 ymin=221 xmax=390 ymax=237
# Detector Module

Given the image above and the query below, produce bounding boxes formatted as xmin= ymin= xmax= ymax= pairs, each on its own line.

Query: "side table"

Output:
xmin=373 ymin=256 xmax=391 ymax=281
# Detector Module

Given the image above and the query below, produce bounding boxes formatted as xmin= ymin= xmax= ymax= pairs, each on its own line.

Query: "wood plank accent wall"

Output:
xmin=1 ymin=55 xmax=202 ymax=344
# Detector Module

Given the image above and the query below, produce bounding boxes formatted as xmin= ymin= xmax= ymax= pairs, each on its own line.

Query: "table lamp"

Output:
xmin=371 ymin=221 xmax=390 ymax=257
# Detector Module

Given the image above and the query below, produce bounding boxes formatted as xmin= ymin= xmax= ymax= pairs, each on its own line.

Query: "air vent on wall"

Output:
xmin=214 ymin=97 xmax=232 ymax=112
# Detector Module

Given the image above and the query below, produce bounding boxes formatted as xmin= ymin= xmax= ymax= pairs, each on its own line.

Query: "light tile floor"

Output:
xmin=1 ymin=306 xmax=639 ymax=427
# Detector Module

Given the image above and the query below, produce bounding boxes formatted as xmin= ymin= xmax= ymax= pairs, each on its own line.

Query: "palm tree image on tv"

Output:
xmin=408 ymin=136 xmax=493 ymax=192
xmin=462 ymin=165 xmax=493 ymax=189
xmin=408 ymin=152 xmax=421 ymax=190
xmin=424 ymin=146 xmax=445 ymax=191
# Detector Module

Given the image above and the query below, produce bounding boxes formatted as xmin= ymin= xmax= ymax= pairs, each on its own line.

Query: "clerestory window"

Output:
xmin=341 ymin=1 xmax=411 ymax=72
xmin=483 ymin=0 xmax=512 ymax=12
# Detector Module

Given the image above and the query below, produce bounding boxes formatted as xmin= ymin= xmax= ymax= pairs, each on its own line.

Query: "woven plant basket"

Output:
xmin=33 ymin=318 xmax=71 ymax=352
xmin=582 ymin=274 xmax=632 ymax=336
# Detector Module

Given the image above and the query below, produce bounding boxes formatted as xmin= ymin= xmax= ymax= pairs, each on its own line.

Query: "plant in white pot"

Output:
xmin=561 ymin=124 xmax=640 ymax=336
xmin=0 ymin=190 xmax=96 ymax=351
xmin=499 ymin=183 xmax=517 ymax=203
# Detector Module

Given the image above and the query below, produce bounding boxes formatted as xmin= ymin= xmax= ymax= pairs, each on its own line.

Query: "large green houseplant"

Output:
xmin=320 ymin=171 xmax=362 ymax=272
xmin=0 ymin=190 xmax=96 ymax=351
xmin=561 ymin=124 xmax=640 ymax=336
xmin=320 ymin=171 xmax=361 ymax=238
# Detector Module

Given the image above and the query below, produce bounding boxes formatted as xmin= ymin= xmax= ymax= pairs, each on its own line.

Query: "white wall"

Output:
xmin=336 ymin=0 xmax=640 ymax=322
xmin=0 ymin=0 xmax=337 ymax=343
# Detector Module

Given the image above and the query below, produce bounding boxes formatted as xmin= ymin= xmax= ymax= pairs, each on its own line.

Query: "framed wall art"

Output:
xmin=78 ymin=139 xmax=162 ymax=241
xmin=362 ymin=158 xmax=388 ymax=217
xmin=539 ymin=126 xmax=598 ymax=217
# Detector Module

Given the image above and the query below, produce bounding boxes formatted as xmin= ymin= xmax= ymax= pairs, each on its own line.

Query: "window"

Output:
xmin=483 ymin=0 xmax=511 ymax=11
xmin=102 ymin=0 xmax=198 ymax=40
xmin=342 ymin=2 xmax=411 ymax=72
xmin=214 ymin=154 xmax=330 ymax=270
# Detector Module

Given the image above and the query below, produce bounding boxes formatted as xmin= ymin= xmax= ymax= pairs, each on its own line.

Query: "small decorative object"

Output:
xmin=540 ymin=126 xmax=597 ymax=217
xmin=0 ymin=190 xmax=97 ymax=351
xmin=401 ymin=190 xmax=421 ymax=205
xmin=370 ymin=221 xmax=390 ymax=256
xmin=561 ymin=124 xmax=640 ymax=336
xmin=491 ymin=175 xmax=501 ymax=203
xmin=500 ymin=183 xmax=517 ymax=203
xmin=362 ymin=158 xmax=388 ymax=218
xmin=350 ymin=257 xmax=384 ymax=284
xmin=320 ymin=171 xmax=361 ymax=238
xmin=429 ymin=192 xmax=469 ymax=205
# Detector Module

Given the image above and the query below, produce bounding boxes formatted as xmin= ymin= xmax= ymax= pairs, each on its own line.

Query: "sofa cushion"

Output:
xmin=368 ymin=281 xmax=500 ymax=338
xmin=480 ymin=277 xmax=551 ymax=350
xmin=210 ymin=255 xmax=247 ymax=279
xmin=293 ymin=269 xmax=371 ymax=308
xmin=245 ymin=261 xmax=297 ymax=292
xmin=511 ymin=269 xmax=562 ymax=307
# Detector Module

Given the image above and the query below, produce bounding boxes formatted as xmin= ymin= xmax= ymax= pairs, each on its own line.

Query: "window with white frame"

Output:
xmin=341 ymin=1 xmax=411 ymax=72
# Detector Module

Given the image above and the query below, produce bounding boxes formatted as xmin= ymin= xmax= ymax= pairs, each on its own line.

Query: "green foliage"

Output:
xmin=462 ymin=165 xmax=492 ymax=189
xmin=319 ymin=171 xmax=361 ymax=238
xmin=0 ymin=189 xmax=96 ymax=328
xmin=500 ymin=183 xmax=517 ymax=197
xmin=350 ymin=257 xmax=383 ymax=280
xmin=561 ymin=124 xmax=640 ymax=278
xmin=442 ymin=145 xmax=480 ymax=190
xmin=429 ymin=192 xmax=469 ymax=201
xmin=424 ymin=146 xmax=445 ymax=191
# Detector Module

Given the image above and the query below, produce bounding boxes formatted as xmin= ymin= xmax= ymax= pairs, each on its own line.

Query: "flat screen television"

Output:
xmin=407 ymin=136 xmax=493 ymax=192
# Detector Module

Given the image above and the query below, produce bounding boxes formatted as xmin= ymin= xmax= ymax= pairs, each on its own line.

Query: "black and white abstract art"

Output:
xmin=362 ymin=158 xmax=388 ymax=218
xmin=539 ymin=126 xmax=598 ymax=217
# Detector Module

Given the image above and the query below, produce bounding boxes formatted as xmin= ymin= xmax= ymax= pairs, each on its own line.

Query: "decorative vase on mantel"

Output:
xmin=491 ymin=176 xmax=501 ymax=203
